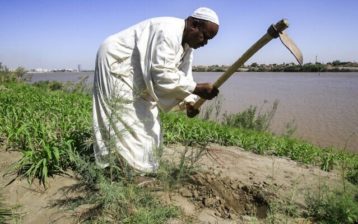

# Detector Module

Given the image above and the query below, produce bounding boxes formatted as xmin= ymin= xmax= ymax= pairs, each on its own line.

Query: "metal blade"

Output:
xmin=279 ymin=31 xmax=303 ymax=65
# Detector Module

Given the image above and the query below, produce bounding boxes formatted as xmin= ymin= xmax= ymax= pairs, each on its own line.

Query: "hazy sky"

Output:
xmin=1 ymin=0 xmax=357 ymax=70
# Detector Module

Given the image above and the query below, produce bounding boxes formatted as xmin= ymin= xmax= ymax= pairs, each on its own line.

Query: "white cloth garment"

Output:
xmin=93 ymin=17 xmax=199 ymax=172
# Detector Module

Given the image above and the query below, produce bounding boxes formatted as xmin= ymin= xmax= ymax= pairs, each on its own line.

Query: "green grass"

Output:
xmin=1 ymin=81 xmax=358 ymax=185
xmin=53 ymin=154 xmax=179 ymax=223
xmin=161 ymin=112 xmax=358 ymax=173
xmin=305 ymin=186 xmax=358 ymax=223
xmin=0 ymin=82 xmax=92 ymax=184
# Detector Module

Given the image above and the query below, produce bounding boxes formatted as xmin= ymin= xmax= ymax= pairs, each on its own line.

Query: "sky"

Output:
xmin=1 ymin=0 xmax=357 ymax=70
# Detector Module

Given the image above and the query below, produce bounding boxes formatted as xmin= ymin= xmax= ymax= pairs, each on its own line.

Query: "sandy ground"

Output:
xmin=0 ymin=144 xmax=342 ymax=223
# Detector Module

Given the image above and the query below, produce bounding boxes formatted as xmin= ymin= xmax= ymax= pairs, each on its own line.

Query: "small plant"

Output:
xmin=347 ymin=166 xmax=358 ymax=185
xmin=200 ymin=94 xmax=223 ymax=121
xmin=320 ymin=150 xmax=336 ymax=172
xmin=53 ymin=153 xmax=179 ymax=223
xmin=157 ymin=143 xmax=208 ymax=190
xmin=305 ymin=187 xmax=358 ymax=223
xmin=222 ymin=100 xmax=279 ymax=132
xmin=283 ymin=119 xmax=297 ymax=137
xmin=33 ymin=80 xmax=64 ymax=91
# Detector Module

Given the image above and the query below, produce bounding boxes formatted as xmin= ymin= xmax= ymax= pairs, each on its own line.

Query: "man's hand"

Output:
xmin=193 ymin=83 xmax=219 ymax=100
xmin=186 ymin=103 xmax=200 ymax=118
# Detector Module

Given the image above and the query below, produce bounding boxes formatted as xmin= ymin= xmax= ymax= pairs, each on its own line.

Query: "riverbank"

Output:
xmin=0 ymin=143 xmax=349 ymax=223
xmin=1 ymin=80 xmax=358 ymax=223
xmin=192 ymin=61 xmax=358 ymax=72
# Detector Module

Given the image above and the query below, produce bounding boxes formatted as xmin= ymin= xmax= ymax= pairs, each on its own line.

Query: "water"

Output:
xmin=26 ymin=71 xmax=358 ymax=152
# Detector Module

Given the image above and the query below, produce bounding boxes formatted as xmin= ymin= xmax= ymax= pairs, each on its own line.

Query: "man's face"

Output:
xmin=186 ymin=21 xmax=219 ymax=49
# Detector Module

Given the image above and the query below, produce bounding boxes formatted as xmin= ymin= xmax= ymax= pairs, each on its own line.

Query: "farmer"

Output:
xmin=93 ymin=7 xmax=220 ymax=174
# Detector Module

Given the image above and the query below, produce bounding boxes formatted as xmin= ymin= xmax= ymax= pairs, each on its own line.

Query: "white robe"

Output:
xmin=93 ymin=17 xmax=198 ymax=172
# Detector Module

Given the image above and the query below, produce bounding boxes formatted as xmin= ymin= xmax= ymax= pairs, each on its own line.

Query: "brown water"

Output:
xmin=195 ymin=72 xmax=358 ymax=152
xmin=27 ymin=72 xmax=358 ymax=152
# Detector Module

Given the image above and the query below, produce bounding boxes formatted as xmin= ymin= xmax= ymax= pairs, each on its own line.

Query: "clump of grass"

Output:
xmin=157 ymin=143 xmax=208 ymax=191
xmin=33 ymin=76 xmax=92 ymax=94
xmin=222 ymin=100 xmax=278 ymax=132
xmin=73 ymin=177 xmax=178 ymax=223
xmin=347 ymin=166 xmax=358 ymax=185
xmin=200 ymin=94 xmax=223 ymax=121
xmin=305 ymin=187 xmax=358 ymax=223
xmin=53 ymin=152 xmax=179 ymax=223
xmin=33 ymin=80 xmax=65 ymax=91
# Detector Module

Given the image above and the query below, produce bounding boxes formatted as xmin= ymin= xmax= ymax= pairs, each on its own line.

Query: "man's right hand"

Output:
xmin=193 ymin=83 xmax=219 ymax=100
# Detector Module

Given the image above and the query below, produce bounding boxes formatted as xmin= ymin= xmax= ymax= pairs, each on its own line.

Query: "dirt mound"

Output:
xmin=179 ymin=172 xmax=273 ymax=220
xmin=160 ymin=144 xmax=341 ymax=223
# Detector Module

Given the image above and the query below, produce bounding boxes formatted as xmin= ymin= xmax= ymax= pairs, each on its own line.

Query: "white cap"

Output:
xmin=191 ymin=7 xmax=219 ymax=25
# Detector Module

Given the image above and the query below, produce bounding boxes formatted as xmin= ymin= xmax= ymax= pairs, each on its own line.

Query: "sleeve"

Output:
xmin=149 ymin=29 xmax=197 ymax=100
xmin=178 ymin=48 xmax=199 ymax=105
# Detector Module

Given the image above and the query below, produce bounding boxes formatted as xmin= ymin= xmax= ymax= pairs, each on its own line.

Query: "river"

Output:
xmin=26 ymin=71 xmax=358 ymax=152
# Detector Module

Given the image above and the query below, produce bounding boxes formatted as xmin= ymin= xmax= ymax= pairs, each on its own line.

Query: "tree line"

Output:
xmin=193 ymin=60 xmax=358 ymax=72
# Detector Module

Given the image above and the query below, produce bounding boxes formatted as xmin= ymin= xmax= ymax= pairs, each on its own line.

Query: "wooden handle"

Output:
xmin=193 ymin=19 xmax=289 ymax=110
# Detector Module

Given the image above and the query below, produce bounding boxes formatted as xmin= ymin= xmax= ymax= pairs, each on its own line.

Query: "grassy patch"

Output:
xmin=1 ymin=81 xmax=358 ymax=185
xmin=161 ymin=112 xmax=358 ymax=174
xmin=306 ymin=186 xmax=358 ymax=223
xmin=0 ymin=82 xmax=92 ymax=184
xmin=53 ymin=154 xmax=179 ymax=223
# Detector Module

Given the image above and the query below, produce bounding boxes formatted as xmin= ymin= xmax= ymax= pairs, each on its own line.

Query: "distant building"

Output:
xmin=78 ymin=64 xmax=81 ymax=72
xmin=29 ymin=68 xmax=50 ymax=73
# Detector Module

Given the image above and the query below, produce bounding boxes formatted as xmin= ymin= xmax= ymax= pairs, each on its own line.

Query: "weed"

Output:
xmin=200 ymin=94 xmax=223 ymax=121
xmin=306 ymin=188 xmax=358 ymax=223
xmin=157 ymin=143 xmax=208 ymax=191
xmin=52 ymin=152 xmax=179 ymax=223
xmin=347 ymin=166 xmax=358 ymax=185
xmin=222 ymin=100 xmax=278 ymax=132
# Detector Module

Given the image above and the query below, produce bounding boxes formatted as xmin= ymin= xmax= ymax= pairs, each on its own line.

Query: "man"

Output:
xmin=93 ymin=7 xmax=220 ymax=174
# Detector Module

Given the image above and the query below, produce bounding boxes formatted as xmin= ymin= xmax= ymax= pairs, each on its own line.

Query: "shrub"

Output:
xmin=306 ymin=188 xmax=358 ymax=223
xmin=222 ymin=100 xmax=278 ymax=132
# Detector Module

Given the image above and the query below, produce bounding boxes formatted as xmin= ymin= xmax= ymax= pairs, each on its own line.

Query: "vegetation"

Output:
xmin=192 ymin=60 xmax=358 ymax=72
xmin=222 ymin=100 xmax=278 ymax=132
xmin=305 ymin=186 xmax=358 ymax=224
xmin=58 ymin=156 xmax=179 ymax=223
xmin=1 ymin=63 xmax=358 ymax=222
xmin=0 ymin=82 xmax=92 ymax=184
xmin=0 ymin=62 xmax=28 ymax=83
xmin=161 ymin=112 xmax=358 ymax=173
